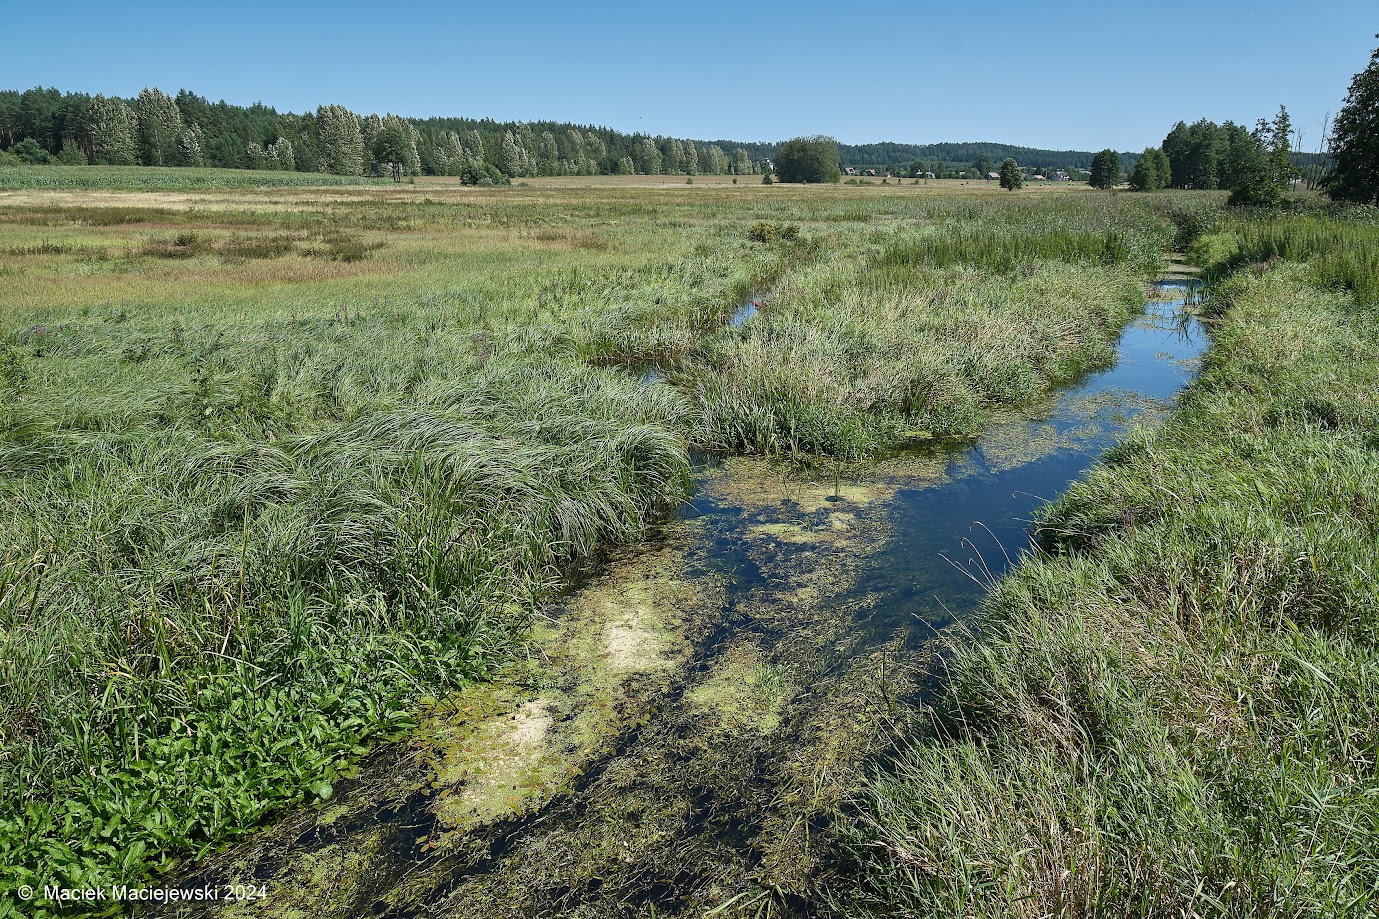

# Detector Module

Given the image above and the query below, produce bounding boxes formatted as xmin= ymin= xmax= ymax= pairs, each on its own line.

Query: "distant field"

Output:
xmin=0 ymin=164 xmax=390 ymax=190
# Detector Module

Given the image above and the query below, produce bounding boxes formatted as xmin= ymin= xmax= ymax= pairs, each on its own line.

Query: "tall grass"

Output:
xmin=688 ymin=196 xmax=1175 ymax=458
xmin=1189 ymin=208 xmax=1379 ymax=304
xmin=838 ymin=235 xmax=1379 ymax=916
xmin=0 ymin=182 xmax=1225 ymax=907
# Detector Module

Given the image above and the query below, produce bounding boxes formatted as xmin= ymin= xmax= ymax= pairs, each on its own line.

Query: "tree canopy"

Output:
xmin=1327 ymin=37 xmax=1379 ymax=205
xmin=774 ymin=136 xmax=841 ymax=184
xmin=1129 ymin=147 xmax=1171 ymax=190
xmin=998 ymin=158 xmax=1023 ymax=190
xmin=1089 ymin=149 xmax=1121 ymax=188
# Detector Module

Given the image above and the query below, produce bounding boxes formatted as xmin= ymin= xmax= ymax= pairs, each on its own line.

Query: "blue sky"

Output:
xmin=2 ymin=0 xmax=1373 ymax=151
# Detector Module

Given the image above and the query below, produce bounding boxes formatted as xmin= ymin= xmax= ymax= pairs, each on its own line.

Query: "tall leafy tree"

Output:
xmin=88 ymin=94 xmax=138 ymax=165
xmin=1088 ymin=149 xmax=1121 ymax=188
xmin=1327 ymin=37 xmax=1379 ymax=205
xmin=1129 ymin=147 xmax=1171 ymax=190
xmin=315 ymin=105 xmax=364 ymax=175
xmin=1227 ymin=106 xmax=1296 ymax=206
xmin=636 ymin=136 xmax=662 ymax=174
xmin=500 ymin=130 xmax=528 ymax=177
xmin=136 ymin=87 xmax=184 ymax=166
xmin=179 ymin=124 xmax=205 ymax=167
xmin=372 ymin=115 xmax=420 ymax=176
xmin=683 ymin=140 xmax=699 ymax=175
xmin=774 ymin=136 xmax=840 ymax=183
xmin=998 ymin=157 xmax=1023 ymax=190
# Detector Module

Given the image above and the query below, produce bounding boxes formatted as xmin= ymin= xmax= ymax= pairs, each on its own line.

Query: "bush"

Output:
xmin=747 ymin=221 xmax=800 ymax=244
xmin=13 ymin=138 xmax=50 ymax=165
xmin=774 ymin=136 xmax=841 ymax=184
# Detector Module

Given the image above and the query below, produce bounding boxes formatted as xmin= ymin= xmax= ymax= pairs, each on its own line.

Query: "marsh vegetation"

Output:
xmin=3 ymin=174 xmax=1374 ymax=917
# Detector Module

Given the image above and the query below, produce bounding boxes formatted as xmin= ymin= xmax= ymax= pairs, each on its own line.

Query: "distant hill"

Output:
xmin=839 ymin=141 xmax=1123 ymax=171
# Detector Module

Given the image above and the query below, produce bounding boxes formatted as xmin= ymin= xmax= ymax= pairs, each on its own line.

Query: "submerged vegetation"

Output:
xmin=842 ymin=211 xmax=1379 ymax=917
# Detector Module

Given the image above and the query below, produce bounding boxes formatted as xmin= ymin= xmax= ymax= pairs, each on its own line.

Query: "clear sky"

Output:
xmin=2 ymin=0 xmax=1373 ymax=152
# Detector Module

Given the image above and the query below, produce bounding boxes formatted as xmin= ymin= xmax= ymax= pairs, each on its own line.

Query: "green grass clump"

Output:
xmin=839 ymin=246 xmax=1379 ymax=916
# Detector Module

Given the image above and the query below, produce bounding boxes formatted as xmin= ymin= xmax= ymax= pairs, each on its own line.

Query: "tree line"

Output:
xmin=0 ymin=85 xmax=1148 ymax=182
xmin=0 ymin=86 xmax=768 ymax=181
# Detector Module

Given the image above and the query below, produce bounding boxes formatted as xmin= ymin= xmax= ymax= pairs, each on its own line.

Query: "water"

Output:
xmin=728 ymin=292 xmax=768 ymax=327
xmin=174 ymin=282 xmax=1208 ymax=917
xmin=855 ymin=280 xmax=1207 ymax=639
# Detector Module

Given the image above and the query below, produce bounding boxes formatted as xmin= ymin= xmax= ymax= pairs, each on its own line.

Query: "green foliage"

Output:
xmin=1326 ymin=38 xmax=1379 ymax=205
xmin=1189 ymin=210 xmax=1379 ymax=304
xmin=1129 ymin=146 xmax=1171 ymax=190
xmin=1226 ymin=106 xmax=1297 ymax=207
xmin=746 ymin=221 xmax=799 ymax=243
xmin=775 ymin=136 xmax=842 ymax=184
xmin=85 ymin=94 xmax=138 ymax=166
xmin=0 ymin=165 xmax=383 ymax=190
xmin=12 ymin=137 xmax=49 ymax=164
xmin=841 ymin=233 xmax=1379 ymax=919
xmin=1088 ymin=148 xmax=1121 ymax=188
xmin=761 ymin=172 xmax=774 ymax=185
xmin=997 ymin=157 xmax=1022 ymax=190
xmin=136 ymin=86 xmax=183 ymax=167
xmin=316 ymin=104 xmax=366 ymax=176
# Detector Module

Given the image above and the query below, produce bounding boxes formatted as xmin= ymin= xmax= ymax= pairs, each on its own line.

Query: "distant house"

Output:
xmin=1031 ymin=174 xmax=1047 ymax=181
xmin=987 ymin=171 xmax=1000 ymax=180
xmin=844 ymin=167 xmax=857 ymax=175
xmin=864 ymin=168 xmax=877 ymax=176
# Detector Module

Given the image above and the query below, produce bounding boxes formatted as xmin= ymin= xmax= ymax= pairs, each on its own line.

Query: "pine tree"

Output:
xmin=1327 ymin=39 xmax=1379 ymax=205
xmin=731 ymin=148 xmax=753 ymax=175
xmin=683 ymin=140 xmax=699 ymax=175
xmin=89 ymin=94 xmax=138 ymax=166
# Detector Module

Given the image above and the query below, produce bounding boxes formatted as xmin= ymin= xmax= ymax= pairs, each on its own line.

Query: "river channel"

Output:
xmin=170 ymin=280 xmax=1207 ymax=919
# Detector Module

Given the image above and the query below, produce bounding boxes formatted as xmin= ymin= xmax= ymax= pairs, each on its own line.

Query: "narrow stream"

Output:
xmin=173 ymin=281 xmax=1207 ymax=918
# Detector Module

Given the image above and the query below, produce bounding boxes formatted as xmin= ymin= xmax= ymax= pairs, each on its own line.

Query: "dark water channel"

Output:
xmin=170 ymin=282 xmax=1207 ymax=918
